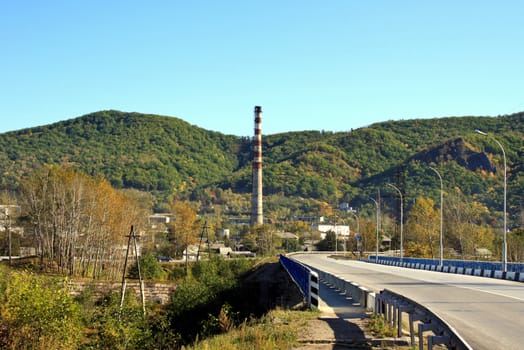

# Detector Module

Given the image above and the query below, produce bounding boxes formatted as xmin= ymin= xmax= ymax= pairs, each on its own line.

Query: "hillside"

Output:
xmin=0 ymin=110 xmax=522 ymax=224
xmin=0 ymin=111 xmax=243 ymax=193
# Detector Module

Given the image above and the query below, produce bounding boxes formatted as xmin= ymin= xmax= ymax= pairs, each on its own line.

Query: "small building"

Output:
xmin=312 ymin=224 xmax=350 ymax=239
xmin=183 ymin=245 xmax=199 ymax=261
xmin=149 ymin=213 xmax=174 ymax=226
xmin=217 ymin=229 xmax=230 ymax=240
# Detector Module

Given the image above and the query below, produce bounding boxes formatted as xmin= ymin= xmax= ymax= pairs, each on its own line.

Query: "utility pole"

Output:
xmin=196 ymin=221 xmax=210 ymax=261
xmin=120 ymin=225 xmax=145 ymax=317
xmin=2 ymin=208 xmax=12 ymax=265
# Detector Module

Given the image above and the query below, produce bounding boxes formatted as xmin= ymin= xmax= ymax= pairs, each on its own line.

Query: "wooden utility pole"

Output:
xmin=196 ymin=221 xmax=210 ymax=261
xmin=120 ymin=225 xmax=146 ymax=317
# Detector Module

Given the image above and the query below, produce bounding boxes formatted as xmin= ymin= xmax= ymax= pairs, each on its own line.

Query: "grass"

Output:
xmin=367 ymin=313 xmax=396 ymax=338
xmin=182 ymin=308 xmax=320 ymax=350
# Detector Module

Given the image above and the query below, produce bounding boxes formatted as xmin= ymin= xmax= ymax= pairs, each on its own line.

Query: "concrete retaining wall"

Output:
xmin=69 ymin=281 xmax=177 ymax=304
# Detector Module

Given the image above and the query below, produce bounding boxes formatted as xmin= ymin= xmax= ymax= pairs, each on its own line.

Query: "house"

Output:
xmin=312 ymin=224 xmax=350 ymax=239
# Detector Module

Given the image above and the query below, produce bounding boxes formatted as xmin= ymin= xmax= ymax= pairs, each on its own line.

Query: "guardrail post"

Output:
xmin=309 ymin=270 xmax=319 ymax=308
xmin=397 ymin=303 xmax=414 ymax=338
xmin=409 ymin=313 xmax=427 ymax=347
xmin=418 ymin=322 xmax=438 ymax=350
xmin=428 ymin=335 xmax=451 ymax=350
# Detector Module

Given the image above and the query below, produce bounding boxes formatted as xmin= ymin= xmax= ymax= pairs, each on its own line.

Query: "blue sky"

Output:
xmin=2 ymin=1 xmax=523 ymax=136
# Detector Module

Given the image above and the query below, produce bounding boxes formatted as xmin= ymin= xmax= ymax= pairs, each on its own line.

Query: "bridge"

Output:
xmin=281 ymin=252 xmax=524 ymax=350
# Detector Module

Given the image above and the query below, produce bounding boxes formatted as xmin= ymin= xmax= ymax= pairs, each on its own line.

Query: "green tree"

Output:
xmin=315 ymin=231 xmax=337 ymax=251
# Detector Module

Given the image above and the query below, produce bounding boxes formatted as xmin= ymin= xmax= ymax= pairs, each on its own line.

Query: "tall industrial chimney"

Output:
xmin=251 ymin=106 xmax=263 ymax=225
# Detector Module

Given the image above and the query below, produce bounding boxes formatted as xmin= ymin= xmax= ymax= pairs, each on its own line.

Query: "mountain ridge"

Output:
xmin=0 ymin=110 xmax=522 ymax=222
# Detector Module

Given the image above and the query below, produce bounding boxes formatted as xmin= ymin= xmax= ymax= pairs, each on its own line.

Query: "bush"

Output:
xmin=0 ymin=268 xmax=83 ymax=349
xmin=83 ymin=291 xmax=152 ymax=350
xmin=128 ymin=253 xmax=165 ymax=280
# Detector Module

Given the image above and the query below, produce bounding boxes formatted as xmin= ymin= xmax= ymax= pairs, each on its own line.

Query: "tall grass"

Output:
xmin=182 ymin=309 xmax=319 ymax=350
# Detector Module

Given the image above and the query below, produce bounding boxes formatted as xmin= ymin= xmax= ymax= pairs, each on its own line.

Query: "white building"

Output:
xmin=313 ymin=224 xmax=351 ymax=239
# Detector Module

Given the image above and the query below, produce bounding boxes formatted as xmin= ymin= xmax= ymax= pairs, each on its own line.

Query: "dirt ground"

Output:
xmin=294 ymin=302 xmax=412 ymax=350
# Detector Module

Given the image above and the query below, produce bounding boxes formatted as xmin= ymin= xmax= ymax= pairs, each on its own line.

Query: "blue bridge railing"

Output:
xmin=279 ymin=254 xmax=309 ymax=296
xmin=368 ymin=255 xmax=524 ymax=273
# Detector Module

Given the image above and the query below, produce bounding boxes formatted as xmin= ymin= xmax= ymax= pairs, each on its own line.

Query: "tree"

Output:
xmin=405 ymin=197 xmax=440 ymax=258
xmin=19 ymin=166 xmax=148 ymax=278
xmin=508 ymin=229 xmax=524 ymax=262
xmin=444 ymin=188 xmax=494 ymax=258
xmin=315 ymin=231 xmax=337 ymax=251
xmin=166 ymin=201 xmax=198 ymax=260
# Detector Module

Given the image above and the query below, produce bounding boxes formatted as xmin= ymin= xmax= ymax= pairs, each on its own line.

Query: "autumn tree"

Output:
xmin=166 ymin=201 xmax=199 ymax=259
xmin=444 ymin=187 xmax=494 ymax=258
xmin=20 ymin=166 xmax=148 ymax=278
xmin=358 ymin=218 xmax=378 ymax=254
xmin=508 ymin=229 xmax=524 ymax=262
xmin=405 ymin=197 xmax=440 ymax=258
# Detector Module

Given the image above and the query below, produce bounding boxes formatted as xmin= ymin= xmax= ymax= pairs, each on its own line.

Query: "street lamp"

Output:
xmin=370 ymin=197 xmax=379 ymax=263
xmin=353 ymin=213 xmax=361 ymax=256
xmin=475 ymin=129 xmax=507 ymax=272
xmin=387 ymin=183 xmax=403 ymax=261
xmin=429 ymin=167 xmax=444 ymax=268
xmin=334 ymin=215 xmax=338 ymax=254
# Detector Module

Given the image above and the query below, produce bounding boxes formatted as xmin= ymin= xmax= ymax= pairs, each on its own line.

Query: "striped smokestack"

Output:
xmin=251 ymin=106 xmax=263 ymax=225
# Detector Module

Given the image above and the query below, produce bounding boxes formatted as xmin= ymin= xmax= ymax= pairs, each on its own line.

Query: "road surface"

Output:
xmin=293 ymin=253 xmax=524 ymax=350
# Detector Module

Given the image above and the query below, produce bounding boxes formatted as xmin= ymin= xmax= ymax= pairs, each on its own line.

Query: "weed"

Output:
xmin=368 ymin=313 xmax=396 ymax=338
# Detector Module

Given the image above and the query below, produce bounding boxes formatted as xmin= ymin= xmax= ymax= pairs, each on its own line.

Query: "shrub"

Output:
xmin=128 ymin=253 xmax=165 ymax=280
xmin=0 ymin=268 xmax=83 ymax=350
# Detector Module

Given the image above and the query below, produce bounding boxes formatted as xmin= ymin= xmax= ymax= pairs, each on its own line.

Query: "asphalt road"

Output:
xmin=293 ymin=253 xmax=524 ymax=350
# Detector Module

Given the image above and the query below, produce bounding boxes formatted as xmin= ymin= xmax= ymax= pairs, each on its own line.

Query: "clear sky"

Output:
xmin=2 ymin=1 xmax=523 ymax=136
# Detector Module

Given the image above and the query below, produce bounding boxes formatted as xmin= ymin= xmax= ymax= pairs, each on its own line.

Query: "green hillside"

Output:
xmin=0 ymin=110 xmax=242 ymax=193
xmin=0 ymin=110 xmax=522 ymax=225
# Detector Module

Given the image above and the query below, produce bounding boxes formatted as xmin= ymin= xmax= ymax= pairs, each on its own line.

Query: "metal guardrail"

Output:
xmin=368 ymin=255 xmax=524 ymax=281
xmin=302 ymin=260 xmax=472 ymax=350
xmin=279 ymin=254 xmax=319 ymax=308
xmin=376 ymin=289 xmax=472 ymax=350
xmin=313 ymin=269 xmax=376 ymax=310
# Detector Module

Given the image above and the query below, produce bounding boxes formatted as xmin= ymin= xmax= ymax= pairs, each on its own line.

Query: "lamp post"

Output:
xmin=334 ymin=213 xmax=338 ymax=254
xmin=475 ymin=129 xmax=507 ymax=272
xmin=352 ymin=213 xmax=360 ymax=255
xmin=429 ymin=167 xmax=444 ymax=268
xmin=387 ymin=183 xmax=403 ymax=261
xmin=370 ymin=197 xmax=379 ymax=263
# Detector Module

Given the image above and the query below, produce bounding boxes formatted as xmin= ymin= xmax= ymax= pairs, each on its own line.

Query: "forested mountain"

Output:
xmin=0 ymin=110 xmax=522 ymax=225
